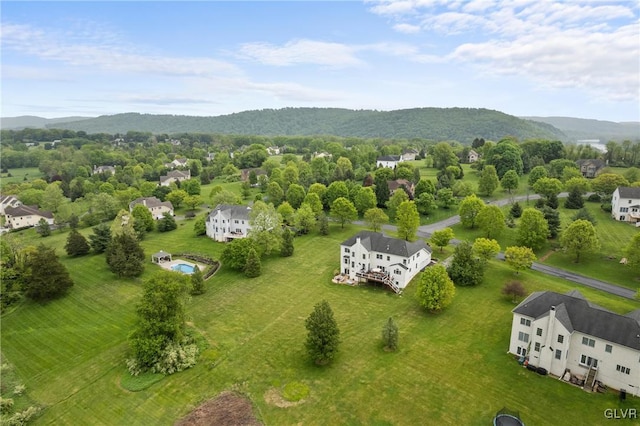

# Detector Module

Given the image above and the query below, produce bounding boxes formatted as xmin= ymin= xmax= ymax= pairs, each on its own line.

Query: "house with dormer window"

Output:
xmin=340 ymin=231 xmax=431 ymax=294
xmin=509 ymin=290 xmax=640 ymax=394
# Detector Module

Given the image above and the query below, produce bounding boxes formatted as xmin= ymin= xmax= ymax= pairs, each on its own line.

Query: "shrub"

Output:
xmin=600 ymin=203 xmax=612 ymax=213
xmin=502 ymin=281 xmax=526 ymax=303
xmin=587 ymin=193 xmax=601 ymax=202
xmin=151 ymin=341 xmax=199 ymax=375
xmin=0 ymin=397 xmax=14 ymax=414
xmin=4 ymin=406 xmax=40 ymax=426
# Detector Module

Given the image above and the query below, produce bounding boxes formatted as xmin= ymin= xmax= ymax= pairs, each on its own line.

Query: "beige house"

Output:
xmin=4 ymin=205 xmax=54 ymax=229
xmin=160 ymin=170 xmax=191 ymax=187
xmin=467 ymin=149 xmax=480 ymax=163
xmin=129 ymin=197 xmax=174 ymax=220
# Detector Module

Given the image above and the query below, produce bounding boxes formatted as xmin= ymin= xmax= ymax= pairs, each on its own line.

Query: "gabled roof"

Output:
xmin=129 ymin=197 xmax=173 ymax=210
xmin=208 ymin=204 xmax=251 ymax=221
xmin=4 ymin=204 xmax=53 ymax=219
xmin=341 ymin=231 xmax=431 ymax=258
xmin=617 ymin=186 xmax=640 ymax=199
xmin=576 ymin=159 xmax=606 ymax=168
xmin=377 ymin=155 xmax=401 ymax=162
xmin=513 ymin=290 xmax=640 ymax=350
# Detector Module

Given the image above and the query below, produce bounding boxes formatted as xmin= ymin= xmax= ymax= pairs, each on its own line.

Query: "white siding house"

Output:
xmin=611 ymin=186 xmax=640 ymax=224
xmin=509 ymin=290 xmax=640 ymax=395
xmin=129 ymin=197 xmax=174 ymax=220
xmin=160 ymin=170 xmax=191 ymax=187
xmin=340 ymin=231 xmax=431 ymax=293
xmin=376 ymin=155 xmax=403 ymax=169
xmin=4 ymin=205 xmax=54 ymax=229
xmin=205 ymin=204 xmax=252 ymax=242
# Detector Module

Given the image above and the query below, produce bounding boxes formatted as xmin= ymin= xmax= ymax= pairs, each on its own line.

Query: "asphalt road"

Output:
xmin=376 ymin=192 xmax=637 ymax=300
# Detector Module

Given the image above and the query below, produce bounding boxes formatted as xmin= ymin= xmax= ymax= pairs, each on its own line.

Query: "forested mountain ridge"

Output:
xmin=1 ymin=115 xmax=92 ymax=130
xmin=522 ymin=116 xmax=640 ymax=142
xmin=3 ymin=108 xmax=567 ymax=142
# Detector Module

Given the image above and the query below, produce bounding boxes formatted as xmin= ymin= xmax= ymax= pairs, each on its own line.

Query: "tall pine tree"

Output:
xmin=305 ymin=300 xmax=340 ymax=365
xmin=106 ymin=233 xmax=145 ymax=278
xmin=65 ymin=229 xmax=90 ymax=256
xmin=24 ymin=244 xmax=74 ymax=300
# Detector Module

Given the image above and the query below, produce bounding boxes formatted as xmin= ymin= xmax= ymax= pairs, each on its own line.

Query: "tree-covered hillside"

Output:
xmin=40 ymin=108 xmax=567 ymax=142
xmin=523 ymin=116 xmax=640 ymax=142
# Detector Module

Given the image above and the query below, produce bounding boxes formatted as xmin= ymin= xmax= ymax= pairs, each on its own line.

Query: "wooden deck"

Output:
xmin=355 ymin=271 xmax=401 ymax=294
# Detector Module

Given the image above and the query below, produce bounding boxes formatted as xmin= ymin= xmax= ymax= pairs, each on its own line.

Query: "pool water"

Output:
xmin=171 ymin=263 xmax=196 ymax=274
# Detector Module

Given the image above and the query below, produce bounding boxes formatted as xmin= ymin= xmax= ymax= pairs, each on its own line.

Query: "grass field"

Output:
xmin=0 ymin=167 xmax=44 ymax=187
xmin=2 ymin=219 xmax=639 ymax=425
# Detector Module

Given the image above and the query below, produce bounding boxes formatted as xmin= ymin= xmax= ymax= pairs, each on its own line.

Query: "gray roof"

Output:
xmin=576 ymin=159 xmax=606 ymax=168
xmin=207 ymin=204 xmax=251 ymax=221
xmin=341 ymin=231 xmax=431 ymax=257
xmin=4 ymin=204 xmax=53 ymax=219
xmin=617 ymin=186 xmax=640 ymax=199
xmin=513 ymin=290 xmax=640 ymax=350
xmin=377 ymin=155 xmax=401 ymax=162
xmin=129 ymin=197 xmax=173 ymax=210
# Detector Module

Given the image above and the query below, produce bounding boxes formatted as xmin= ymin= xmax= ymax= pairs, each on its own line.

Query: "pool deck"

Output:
xmin=157 ymin=259 xmax=206 ymax=272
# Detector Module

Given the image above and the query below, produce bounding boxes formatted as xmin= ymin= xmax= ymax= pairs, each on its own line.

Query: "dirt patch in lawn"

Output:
xmin=263 ymin=387 xmax=307 ymax=408
xmin=175 ymin=391 xmax=261 ymax=426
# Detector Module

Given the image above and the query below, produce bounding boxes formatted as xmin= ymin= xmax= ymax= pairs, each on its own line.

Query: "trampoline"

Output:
xmin=493 ymin=408 xmax=525 ymax=426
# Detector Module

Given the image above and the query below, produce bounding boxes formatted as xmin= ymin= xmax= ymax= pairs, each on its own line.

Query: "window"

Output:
xmin=536 ymin=328 xmax=543 ymax=336
xmin=376 ymin=254 xmax=383 ymax=259
xmin=534 ymin=342 xmax=540 ymax=352
xmin=557 ymin=335 xmax=564 ymax=344
xmin=387 ymin=256 xmax=390 ymax=261
xmin=555 ymin=350 xmax=562 ymax=360
xmin=582 ymin=337 xmax=595 ymax=347
xmin=616 ymin=365 xmax=631 ymax=375
xmin=605 ymin=344 xmax=612 ymax=353
xmin=403 ymin=259 xmax=407 ymax=264
xmin=344 ymin=258 xmax=349 ymax=264
xmin=620 ymin=207 xmax=629 ymax=213
xmin=518 ymin=332 xmax=529 ymax=343
xmin=344 ymin=248 xmax=350 ymax=253
xmin=580 ymin=355 xmax=598 ymax=368
xmin=520 ymin=318 xmax=531 ymax=327
xmin=620 ymin=215 xmax=626 ymax=221
xmin=362 ymin=254 xmax=366 ymax=260
xmin=234 ymin=219 xmax=239 ymax=224
xmin=517 ymin=347 xmax=527 ymax=356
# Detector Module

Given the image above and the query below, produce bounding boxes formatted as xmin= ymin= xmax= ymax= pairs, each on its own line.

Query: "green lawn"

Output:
xmin=2 ymin=219 xmax=639 ymax=425
xmin=0 ymin=167 xmax=44 ymax=187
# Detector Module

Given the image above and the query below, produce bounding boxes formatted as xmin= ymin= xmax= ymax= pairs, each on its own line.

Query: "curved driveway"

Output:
xmin=379 ymin=192 xmax=636 ymax=300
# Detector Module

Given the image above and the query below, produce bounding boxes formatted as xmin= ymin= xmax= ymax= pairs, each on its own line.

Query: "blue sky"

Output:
xmin=2 ymin=1 xmax=639 ymax=121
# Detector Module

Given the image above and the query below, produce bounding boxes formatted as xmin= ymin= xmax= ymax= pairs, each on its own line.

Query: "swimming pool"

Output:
xmin=171 ymin=263 xmax=196 ymax=274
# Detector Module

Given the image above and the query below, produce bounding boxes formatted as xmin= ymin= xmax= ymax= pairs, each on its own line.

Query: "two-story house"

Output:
xmin=129 ymin=197 xmax=174 ymax=220
xmin=160 ymin=170 xmax=191 ymax=187
xmin=4 ymin=205 xmax=54 ymax=229
xmin=401 ymin=149 xmax=419 ymax=161
xmin=611 ymin=186 xmax=640 ymax=225
xmin=576 ymin=159 xmax=606 ymax=178
xmin=467 ymin=149 xmax=480 ymax=163
xmin=0 ymin=195 xmax=22 ymax=215
xmin=164 ymin=158 xmax=189 ymax=170
xmin=509 ymin=290 xmax=640 ymax=394
xmin=376 ymin=155 xmax=403 ymax=169
xmin=340 ymin=231 xmax=432 ymax=294
xmin=92 ymin=165 xmax=116 ymax=175
xmin=205 ymin=204 xmax=252 ymax=242
xmin=388 ymin=179 xmax=415 ymax=199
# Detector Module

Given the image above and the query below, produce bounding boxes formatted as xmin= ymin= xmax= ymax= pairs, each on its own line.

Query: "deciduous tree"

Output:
xmin=190 ymin=266 xmax=205 ymax=295
xmin=624 ymin=233 xmax=640 ymax=270
xmin=281 ymin=228 xmax=295 ymax=257
xmin=249 ymin=201 xmax=283 ymax=256
xmin=478 ymin=165 xmax=499 ymax=196
xmin=502 ymin=281 xmax=527 ymax=303
xmin=472 ymin=237 xmax=501 ymax=261
xmin=447 ymin=241 xmax=485 ymax=287
xmin=364 ymin=207 xmax=389 ymax=232
xmin=293 ymin=203 xmax=316 ymax=234
xmin=35 ymin=218 xmax=51 ymax=237
xmin=459 ymin=194 xmax=485 ymax=228
xmin=430 ymin=228 xmax=454 ymax=252
xmin=305 ymin=300 xmax=340 ymax=365
xmin=157 ymin=212 xmax=177 ymax=232
xmin=560 ymin=219 xmax=600 ymax=263
xmin=517 ymin=208 xmax=549 ymax=250
xmin=330 ymin=197 xmax=357 ymax=229
xmin=504 ymin=246 xmax=537 ymax=274
xmin=395 ymin=201 xmax=420 ymax=241
xmin=416 ymin=264 xmax=455 ymax=312
xmin=500 ymin=169 xmax=519 ymax=194
xmin=476 ymin=205 xmax=506 ymax=239
xmin=221 ymin=238 xmax=256 ymax=271
xmin=591 ymin=173 xmax=629 ymax=198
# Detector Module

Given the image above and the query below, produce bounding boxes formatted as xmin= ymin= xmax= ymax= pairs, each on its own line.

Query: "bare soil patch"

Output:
xmin=175 ymin=391 xmax=261 ymax=426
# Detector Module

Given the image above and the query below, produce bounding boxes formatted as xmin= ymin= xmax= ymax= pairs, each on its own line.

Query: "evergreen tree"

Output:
xmin=546 ymin=193 xmax=559 ymax=209
xmin=106 ymin=233 xmax=145 ymax=278
xmin=318 ymin=212 xmax=329 ymax=235
xmin=69 ymin=213 xmax=80 ymax=230
xmin=572 ymin=208 xmax=596 ymax=225
xmin=89 ymin=223 xmax=112 ymax=253
xmin=539 ymin=206 xmax=561 ymax=239
xmin=24 ymin=244 xmax=74 ymax=301
xmin=65 ymin=228 xmax=90 ymax=256
xmin=244 ymin=248 xmax=262 ymax=278
xmin=381 ymin=317 xmax=399 ymax=351
xmin=374 ymin=173 xmax=390 ymax=208
xmin=281 ymin=228 xmax=295 ymax=257
xmin=564 ymin=187 xmax=584 ymax=209
xmin=447 ymin=241 xmax=486 ymax=287
xmin=190 ymin=267 xmax=205 ymax=295
xmin=157 ymin=212 xmax=177 ymax=232
xmin=305 ymin=300 xmax=340 ymax=365
xmin=35 ymin=218 xmax=51 ymax=237
xmin=509 ymin=202 xmax=523 ymax=218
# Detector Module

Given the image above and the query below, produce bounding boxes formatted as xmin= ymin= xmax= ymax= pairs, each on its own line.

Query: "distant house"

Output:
xmin=509 ymin=290 xmax=640 ymax=394
xmin=314 ymin=151 xmax=332 ymax=159
xmin=339 ymin=231 xmax=431 ymax=294
xmin=160 ymin=170 xmax=191 ymax=187
xmin=467 ymin=149 xmax=480 ymax=163
xmin=129 ymin=197 xmax=174 ymax=220
xmin=0 ymin=195 xmax=22 ymax=215
xmin=240 ymin=168 xmax=267 ymax=183
xmin=611 ymin=186 xmax=640 ymax=225
xmin=4 ymin=205 xmax=54 ymax=229
xmin=267 ymin=146 xmax=281 ymax=156
xmin=388 ymin=179 xmax=415 ymax=199
xmin=92 ymin=165 xmax=116 ymax=175
xmin=164 ymin=158 xmax=189 ymax=169
xmin=205 ymin=204 xmax=252 ymax=242
xmin=376 ymin=155 xmax=403 ymax=169
xmin=576 ymin=159 xmax=606 ymax=178
xmin=206 ymin=152 xmax=216 ymax=162
xmin=401 ymin=149 xmax=419 ymax=161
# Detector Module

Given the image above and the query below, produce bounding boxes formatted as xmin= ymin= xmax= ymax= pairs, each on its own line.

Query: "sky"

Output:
xmin=1 ymin=1 xmax=639 ymax=122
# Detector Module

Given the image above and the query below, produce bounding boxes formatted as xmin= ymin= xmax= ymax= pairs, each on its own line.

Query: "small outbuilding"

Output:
xmin=152 ymin=250 xmax=172 ymax=264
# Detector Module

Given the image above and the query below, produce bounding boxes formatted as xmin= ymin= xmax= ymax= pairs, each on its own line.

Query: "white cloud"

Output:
xmin=238 ymin=39 xmax=363 ymax=67
xmin=393 ymin=23 xmax=421 ymax=33
xmin=366 ymin=0 xmax=640 ymax=102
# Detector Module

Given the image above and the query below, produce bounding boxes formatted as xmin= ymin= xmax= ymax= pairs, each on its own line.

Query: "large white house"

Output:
xmin=129 ymin=197 xmax=174 ymax=220
xmin=340 ymin=231 xmax=432 ymax=294
xmin=509 ymin=290 xmax=640 ymax=394
xmin=611 ymin=186 xmax=640 ymax=225
xmin=4 ymin=205 xmax=54 ymax=229
xmin=376 ymin=155 xmax=403 ymax=169
xmin=205 ymin=204 xmax=252 ymax=242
